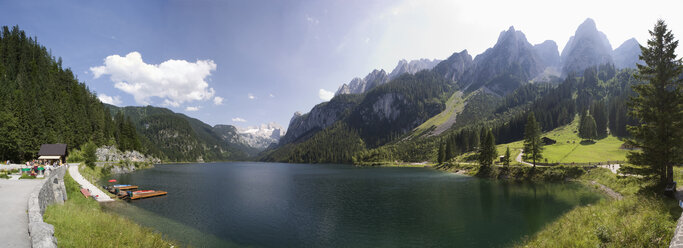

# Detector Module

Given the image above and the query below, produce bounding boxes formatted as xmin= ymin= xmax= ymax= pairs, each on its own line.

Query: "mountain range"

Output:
xmin=265 ymin=18 xmax=644 ymax=163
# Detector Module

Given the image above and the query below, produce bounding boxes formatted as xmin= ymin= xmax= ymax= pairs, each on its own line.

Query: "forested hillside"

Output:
xmin=105 ymin=105 xmax=253 ymax=162
xmin=0 ymin=26 xmax=140 ymax=162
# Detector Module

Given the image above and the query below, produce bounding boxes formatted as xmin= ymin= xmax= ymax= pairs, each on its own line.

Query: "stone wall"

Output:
xmin=27 ymin=165 xmax=67 ymax=248
xmin=671 ymin=212 xmax=683 ymax=247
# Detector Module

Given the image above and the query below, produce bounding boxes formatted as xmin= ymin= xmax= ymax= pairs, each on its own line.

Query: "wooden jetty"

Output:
xmin=128 ymin=190 xmax=168 ymax=200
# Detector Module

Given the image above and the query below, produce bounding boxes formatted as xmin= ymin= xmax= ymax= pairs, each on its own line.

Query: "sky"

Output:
xmin=1 ymin=0 xmax=682 ymax=130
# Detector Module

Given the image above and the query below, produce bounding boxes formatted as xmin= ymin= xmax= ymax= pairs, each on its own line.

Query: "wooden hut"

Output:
xmin=37 ymin=144 xmax=68 ymax=164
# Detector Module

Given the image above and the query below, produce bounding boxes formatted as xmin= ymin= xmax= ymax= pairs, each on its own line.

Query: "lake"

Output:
xmin=102 ymin=162 xmax=602 ymax=247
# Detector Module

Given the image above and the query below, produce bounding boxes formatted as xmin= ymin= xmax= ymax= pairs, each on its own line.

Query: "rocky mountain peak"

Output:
xmin=561 ymin=18 xmax=613 ymax=75
xmin=534 ymin=40 xmax=560 ymax=67
xmin=466 ymin=27 xmax=544 ymax=95
xmin=432 ymin=50 xmax=473 ymax=83
xmin=613 ymin=38 xmax=641 ymax=69
xmin=335 ymin=68 xmax=389 ymax=95
xmin=494 ymin=26 xmax=530 ymax=48
xmin=388 ymin=58 xmax=442 ymax=80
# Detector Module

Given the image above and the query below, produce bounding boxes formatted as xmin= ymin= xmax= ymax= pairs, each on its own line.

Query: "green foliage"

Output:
xmin=517 ymin=196 xmax=677 ymax=248
xmin=623 ymin=20 xmax=683 ymax=187
xmin=106 ymin=105 xmax=250 ymax=162
xmin=503 ymin=147 xmax=511 ymax=166
xmin=263 ymin=122 xmax=366 ymax=164
xmin=523 ymin=113 xmax=543 ymax=167
xmin=19 ymin=174 xmax=37 ymax=179
xmin=437 ymin=143 xmax=445 ymax=164
xmin=478 ymin=128 xmax=497 ymax=167
xmin=578 ymin=111 xmax=598 ymax=141
xmin=590 ymin=100 xmax=608 ymax=138
xmin=82 ymin=141 xmax=97 ymax=169
xmin=67 ymin=148 xmax=84 ymax=163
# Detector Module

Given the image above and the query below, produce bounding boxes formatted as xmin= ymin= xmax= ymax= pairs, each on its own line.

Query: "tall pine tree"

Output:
xmin=623 ymin=20 xmax=683 ymax=188
xmin=478 ymin=128 xmax=497 ymax=167
xmin=523 ymin=113 xmax=543 ymax=167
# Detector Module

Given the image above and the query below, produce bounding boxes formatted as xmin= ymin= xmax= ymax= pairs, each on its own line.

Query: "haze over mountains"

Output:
xmin=274 ymin=18 xmax=643 ymax=154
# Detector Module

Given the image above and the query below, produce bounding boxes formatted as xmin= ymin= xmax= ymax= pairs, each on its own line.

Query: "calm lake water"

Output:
xmin=102 ymin=162 xmax=602 ymax=247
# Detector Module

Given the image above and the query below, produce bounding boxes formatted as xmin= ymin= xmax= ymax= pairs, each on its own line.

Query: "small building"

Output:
xmin=38 ymin=144 xmax=68 ymax=164
xmin=541 ymin=137 xmax=557 ymax=145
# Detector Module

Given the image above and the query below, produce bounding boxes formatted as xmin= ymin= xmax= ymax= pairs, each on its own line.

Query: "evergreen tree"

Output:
xmin=478 ymin=129 xmax=497 ymax=167
xmin=523 ymin=113 xmax=543 ymax=167
xmin=579 ymin=112 xmax=598 ymax=141
xmin=591 ymin=101 xmax=608 ymax=138
xmin=437 ymin=143 xmax=445 ymax=164
xmin=503 ymin=146 xmax=511 ymax=166
xmin=83 ymin=141 xmax=97 ymax=169
xmin=623 ymin=20 xmax=683 ymax=188
xmin=445 ymin=139 xmax=454 ymax=161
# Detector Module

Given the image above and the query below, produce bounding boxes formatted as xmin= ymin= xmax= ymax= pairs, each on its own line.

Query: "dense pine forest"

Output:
xmin=0 ymin=26 xmax=140 ymax=162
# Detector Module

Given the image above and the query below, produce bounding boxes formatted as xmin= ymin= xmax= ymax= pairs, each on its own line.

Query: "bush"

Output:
xmin=83 ymin=142 xmax=97 ymax=169
xmin=67 ymin=148 xmax=84 ymax=163
xmin=19 ymin=174 xmax=36 ymax=179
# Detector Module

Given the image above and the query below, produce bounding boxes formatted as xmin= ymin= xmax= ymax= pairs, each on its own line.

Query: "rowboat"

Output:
xmin=124 ymin=190 xmax=168 ymax=200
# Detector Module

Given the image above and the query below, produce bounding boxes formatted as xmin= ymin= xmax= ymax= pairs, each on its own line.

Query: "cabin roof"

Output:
xmin=38 ymin=144 xmax=68 ymax=156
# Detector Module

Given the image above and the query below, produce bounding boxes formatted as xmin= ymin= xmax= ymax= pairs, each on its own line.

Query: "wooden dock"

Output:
xmin=129 ymin=190 xmax=167 ymax=200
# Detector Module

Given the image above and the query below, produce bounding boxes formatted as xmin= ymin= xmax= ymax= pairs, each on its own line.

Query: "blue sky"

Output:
xmin=1 ymin=0 xmax=682 ymax=129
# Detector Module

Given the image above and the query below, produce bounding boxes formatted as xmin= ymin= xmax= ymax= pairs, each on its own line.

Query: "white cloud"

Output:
xmin=232 ymin=117 xmax=247 ymax=122
xmin=97 ymin=93 xmax=122 ymax=106
xmin=306 ymin=15 xmax=319 ymax=24
xmin=248 ymin=93 xmax=256 ymax=100
xmin=318 ymin=89 xmax=334 ymax=101
xmin=185 ymin=106 xmax=200 ymax=111
xmin=269 ymin=93 xmax=275 ymax=98
xmin=90 ymin=51 xmax=216 ymax=107
xmin=213 ymin=96 xmax=224 ymax=105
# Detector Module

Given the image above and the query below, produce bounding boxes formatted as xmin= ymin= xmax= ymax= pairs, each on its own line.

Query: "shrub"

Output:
xmin=67 ymin=148 xmax=84 ymax=163
xmin=82 ymin=142 xmax=97 ymax=169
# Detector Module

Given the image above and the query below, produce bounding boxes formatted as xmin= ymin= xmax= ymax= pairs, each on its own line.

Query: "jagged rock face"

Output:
xmin=369 ymin=93 xmax=403 ymax=121
xmin=388 ymin=58 xmax=442 ymax=80
xmin=561 ymin=18 xmax=613 ymax=75
xmin=335 ymin=69 xmax=389 ymax=95
xmin=279 ymin=97 xmax=358 ymax=145
xmin=534 ymin=40 xmax=560 ymax=67
xmin=236 ymin=123 xmax=285 ymax=149
xmin=612 ymin=38 xmax=641 ymax=69
xmin=213 ymin=124 xmax=242 ymax=144
xmin=96 ymin=145 xmax=160 ymax=164
xmin=432 ymin=50 xmax=473 ymax=83
xmin=465 ymin=26 xmax=545 ymax=95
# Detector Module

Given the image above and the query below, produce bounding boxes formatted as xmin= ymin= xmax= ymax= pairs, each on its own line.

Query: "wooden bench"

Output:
xmin=80 ymin=188 xmax=91 ymax=198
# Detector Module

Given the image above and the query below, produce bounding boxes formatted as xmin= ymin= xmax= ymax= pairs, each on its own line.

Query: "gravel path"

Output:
xmin=515 ymin=149 xmax=534 ymax=166
xmin=68 ymin=164 xmax=114 ymax=202
xmin=0 ymin=178 xmax=44 ymax=247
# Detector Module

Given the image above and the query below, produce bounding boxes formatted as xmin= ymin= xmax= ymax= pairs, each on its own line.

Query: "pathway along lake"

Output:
xmin=102 ymin=162 xmax=603 ymax=247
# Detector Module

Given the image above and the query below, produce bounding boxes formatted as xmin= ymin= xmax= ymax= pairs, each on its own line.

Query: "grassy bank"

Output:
xmin=43 ymin=170 xmax=178 ymax=247
xmin=518 ymin=168 xmax=679 ymax=247
xmin=438 ymin=163 xmax=585 ymax=182
xmin=355 ymin=161 xmax=435 ymax=167
xmin=516 ymin=196 xmax=677 ymax=247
